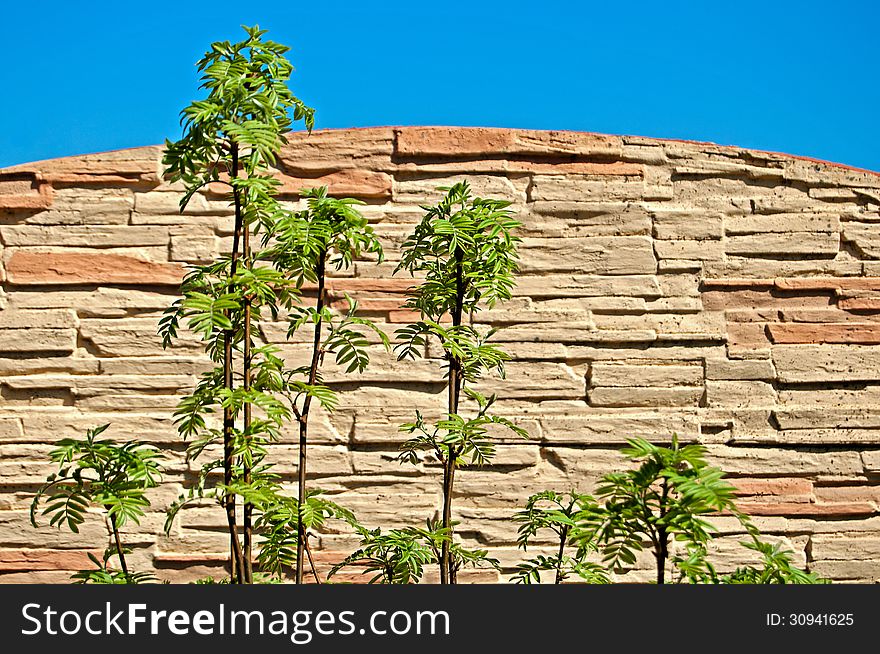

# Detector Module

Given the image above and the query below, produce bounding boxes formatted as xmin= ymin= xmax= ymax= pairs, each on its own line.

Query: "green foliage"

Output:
xmin=512 ymin=490 xmax=609 ymax=584
xmin=393 ymin=183 xmax=525 ymax=583
xmin=31 ymin=424 xmax=162 ymax=533
xmin=72 ymin=549 xmax=158 ymax=585
xmin=396 ymin=181 xmax=521 ymax=316
xmin=575 ymin=436 xmax=739 ymax=583
xmin=329 ymin=527 xmax=435 ymax=584
xmin=31 ymin=425 xmax=162 ymax=583
xmin=330 ymin=520 xmax=498 ymax=584
xmin=162 ymin=24 xmax=313 ymax=210
xmin=570 ymin=436 xmax=825 ymax=585
xmin=677 ymin=536 xmax=827 ymax=585
xmin=255 ymin=489 xmax=360 ymax=580
xmin=159 ymin=25 xmax=325 ymax=583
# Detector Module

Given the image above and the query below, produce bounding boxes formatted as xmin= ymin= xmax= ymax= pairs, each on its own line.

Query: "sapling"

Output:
xmin=329 ymin=519 xmax=498 ymax=584
xmin=30 ymin=424 xmax=162 ymax=584
xmin=328 ymin=526 xmax=436 ymax=584
xmin=159 ymin=25 xmax=313 ymax=583
xmin=395 ymin=181 xmax=527 ymax=583
xmin=675 ymin=534 xmax=826 ymax=584
xmin=512 ymin=490 xmax=608 ymax=584
xmin=575 ymin=436 xmax=740 ymax=584
xmin=265 ymin=186 xmax=387 ymax=584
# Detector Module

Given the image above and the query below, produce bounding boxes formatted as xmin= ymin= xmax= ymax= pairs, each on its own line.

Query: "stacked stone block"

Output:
xmin=1 ymin=127 xmax=878 ymax=582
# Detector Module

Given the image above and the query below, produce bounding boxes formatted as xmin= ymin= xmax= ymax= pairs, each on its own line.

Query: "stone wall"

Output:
xmin=1 ymin=127 xmax=879 ymax=583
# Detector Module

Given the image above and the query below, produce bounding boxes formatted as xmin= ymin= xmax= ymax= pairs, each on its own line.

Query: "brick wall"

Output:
xmin=1 ymin=127 xmax=879 ymax=583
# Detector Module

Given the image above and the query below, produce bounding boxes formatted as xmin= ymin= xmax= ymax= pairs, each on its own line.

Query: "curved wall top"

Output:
xmin=1 ymin=127 xmax=879 ymax=583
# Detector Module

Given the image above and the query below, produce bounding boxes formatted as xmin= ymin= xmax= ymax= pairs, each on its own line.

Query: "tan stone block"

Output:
xmin=0 ymin=225 xmax=168 ymax=247
xmin=652 ymin=209 xmax=723 ymax=240
xmin=772 ymin=344 xmax=880 ymax=383
xmin=512 ymin=274 xmax=662 ymax=298
xmin=725 ymin=232 xmax=840 ymax=256
xmin=705 ymin=358 xmax=775 ymax=380
xmin=811 ymin=534 xmax=880 ymax=561
xmin=393 ymin=174 xmax=524 ymax=204
xmin=705 ymin=381 xmax=776 ymax=408
xmin=0 ymin=357 xmax=99 ymax=376
xmin=80 ymin=318 xmax=201 ymax=356
xmin=0 ymin=328 xmax=76 ymax=354
xmin=863 ymin=451 xmax=880 ymax=473
xmin=170 ymin=234 xmax=217 ymax=263
xmin=0 ymin=419 xmax=23 ymax=441
xmin=476 ymin=362 xmax=584 ymax=400
xmin=655 ymin=239 xmax=724 ymax=261
xmin=527 ymin=203 xmax=651 ymax=236
xmin=726 ymin=213 xmax=839 ymax=235
xmin=842 ymin=222 xmax=880 ymax=258
xmin=0 ymin=309 xmax=76 ymax=329
xmin=704 ymin=256 xmax=862 ymax=278
xmin=475 ymin=322 xmax=598 ymax=343
xmin=811 ymin=559 xmax=880 ymax=581
xmin=707 ymin=446 xmax=863 ymax=477
xmin=98 ymin=357 xmax=210 ymax=376
xmin=589 ymin=362 xmax=703 ymax=387
xmin=539 ymin=413 xmax=701 ymax=444
xmin=740 ymin=428 xmax=880 ymax=445
xmin=529 ymin=176 xmax=645 ymax=202
xmin=280 ymin=127 xmax=395 ymax=173
xmin=774 ymin=407 xmax=880 ymax=430
xmin=588 ymin=386 xmax=703 ymax=408
xmin=133 ymin=191 xmax=229 ymax=215
xmin=7 ymin=287 xmax=175 ymax=315
xmin=519 ymin=236 xmax=655 ymax=275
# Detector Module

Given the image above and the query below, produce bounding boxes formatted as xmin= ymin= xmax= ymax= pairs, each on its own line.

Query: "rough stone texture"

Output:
xmin=1 ymin=127 xmax=879 ymax=583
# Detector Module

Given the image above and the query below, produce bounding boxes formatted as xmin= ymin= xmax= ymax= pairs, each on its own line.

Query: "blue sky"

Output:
xmin=1 ymin=1 xmax=878 ymax=170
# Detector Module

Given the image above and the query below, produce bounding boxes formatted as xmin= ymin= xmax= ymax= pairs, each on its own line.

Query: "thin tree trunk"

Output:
xmin=440 ymin=246 xmax=465 ymax=585
xmin=223 ymin=143 xmax=245 ymax=584
xmin=242 ymin=206 xmax=253 ymax=584
xmin=656 ymin=478 xmax=670 ymax=585
xmin=296 ymin=253 xmax=327 ymax=584
xmin=555 ymin=525 xmax=570 ymax=584
xmin=303 ymin=535 xmax=322 ymax=584
xmin=109 ymin=513 xmax=128 ymax=577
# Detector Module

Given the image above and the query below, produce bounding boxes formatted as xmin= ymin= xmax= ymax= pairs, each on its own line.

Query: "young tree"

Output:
xmin=159 ymin=25 xmax=314 ymax=583
xmin=395 ymin=181 xmax=527 ymax=583
xmin=575 ymin=436 xmax=741 ymax=585
xmin=30 ymin=424 xmax=162 ymax=584
xmin=266 ymin=187 xmax=386 ymax=583
xmin=512 ymin=490 xmax=608 ymax=584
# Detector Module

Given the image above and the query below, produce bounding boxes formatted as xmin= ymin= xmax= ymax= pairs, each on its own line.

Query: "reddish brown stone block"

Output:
xmin=0 ymin=172 xmax=53 ymax=210
xmin=768 ymin=323 xmax=880 ymax=344
xmin=2 ymin=146 xmax=162 ymax=184
xmin=395 ymin=127 xmax=622 ymax=158
xmin=840 ymin=297 xmax=880 ymax=311
xmin=736 ymin=501 xmax=876 ymax=517
xmin=0 ymin=549 xmax=98 ymax=571
xmin=6 ymin=251 xmax=184 ymax=286
xmin=775 ymin=277 xmax=880 ymax=292
xmin=726 ymin=323 xmax=771 ymax=350
xmin=703 ymin=289 xmax=833 ymax=311
xmin=276 ymin=170 xmax=392 ymax=199
xmin=732 ymin=477 xmax=814 ymax=500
